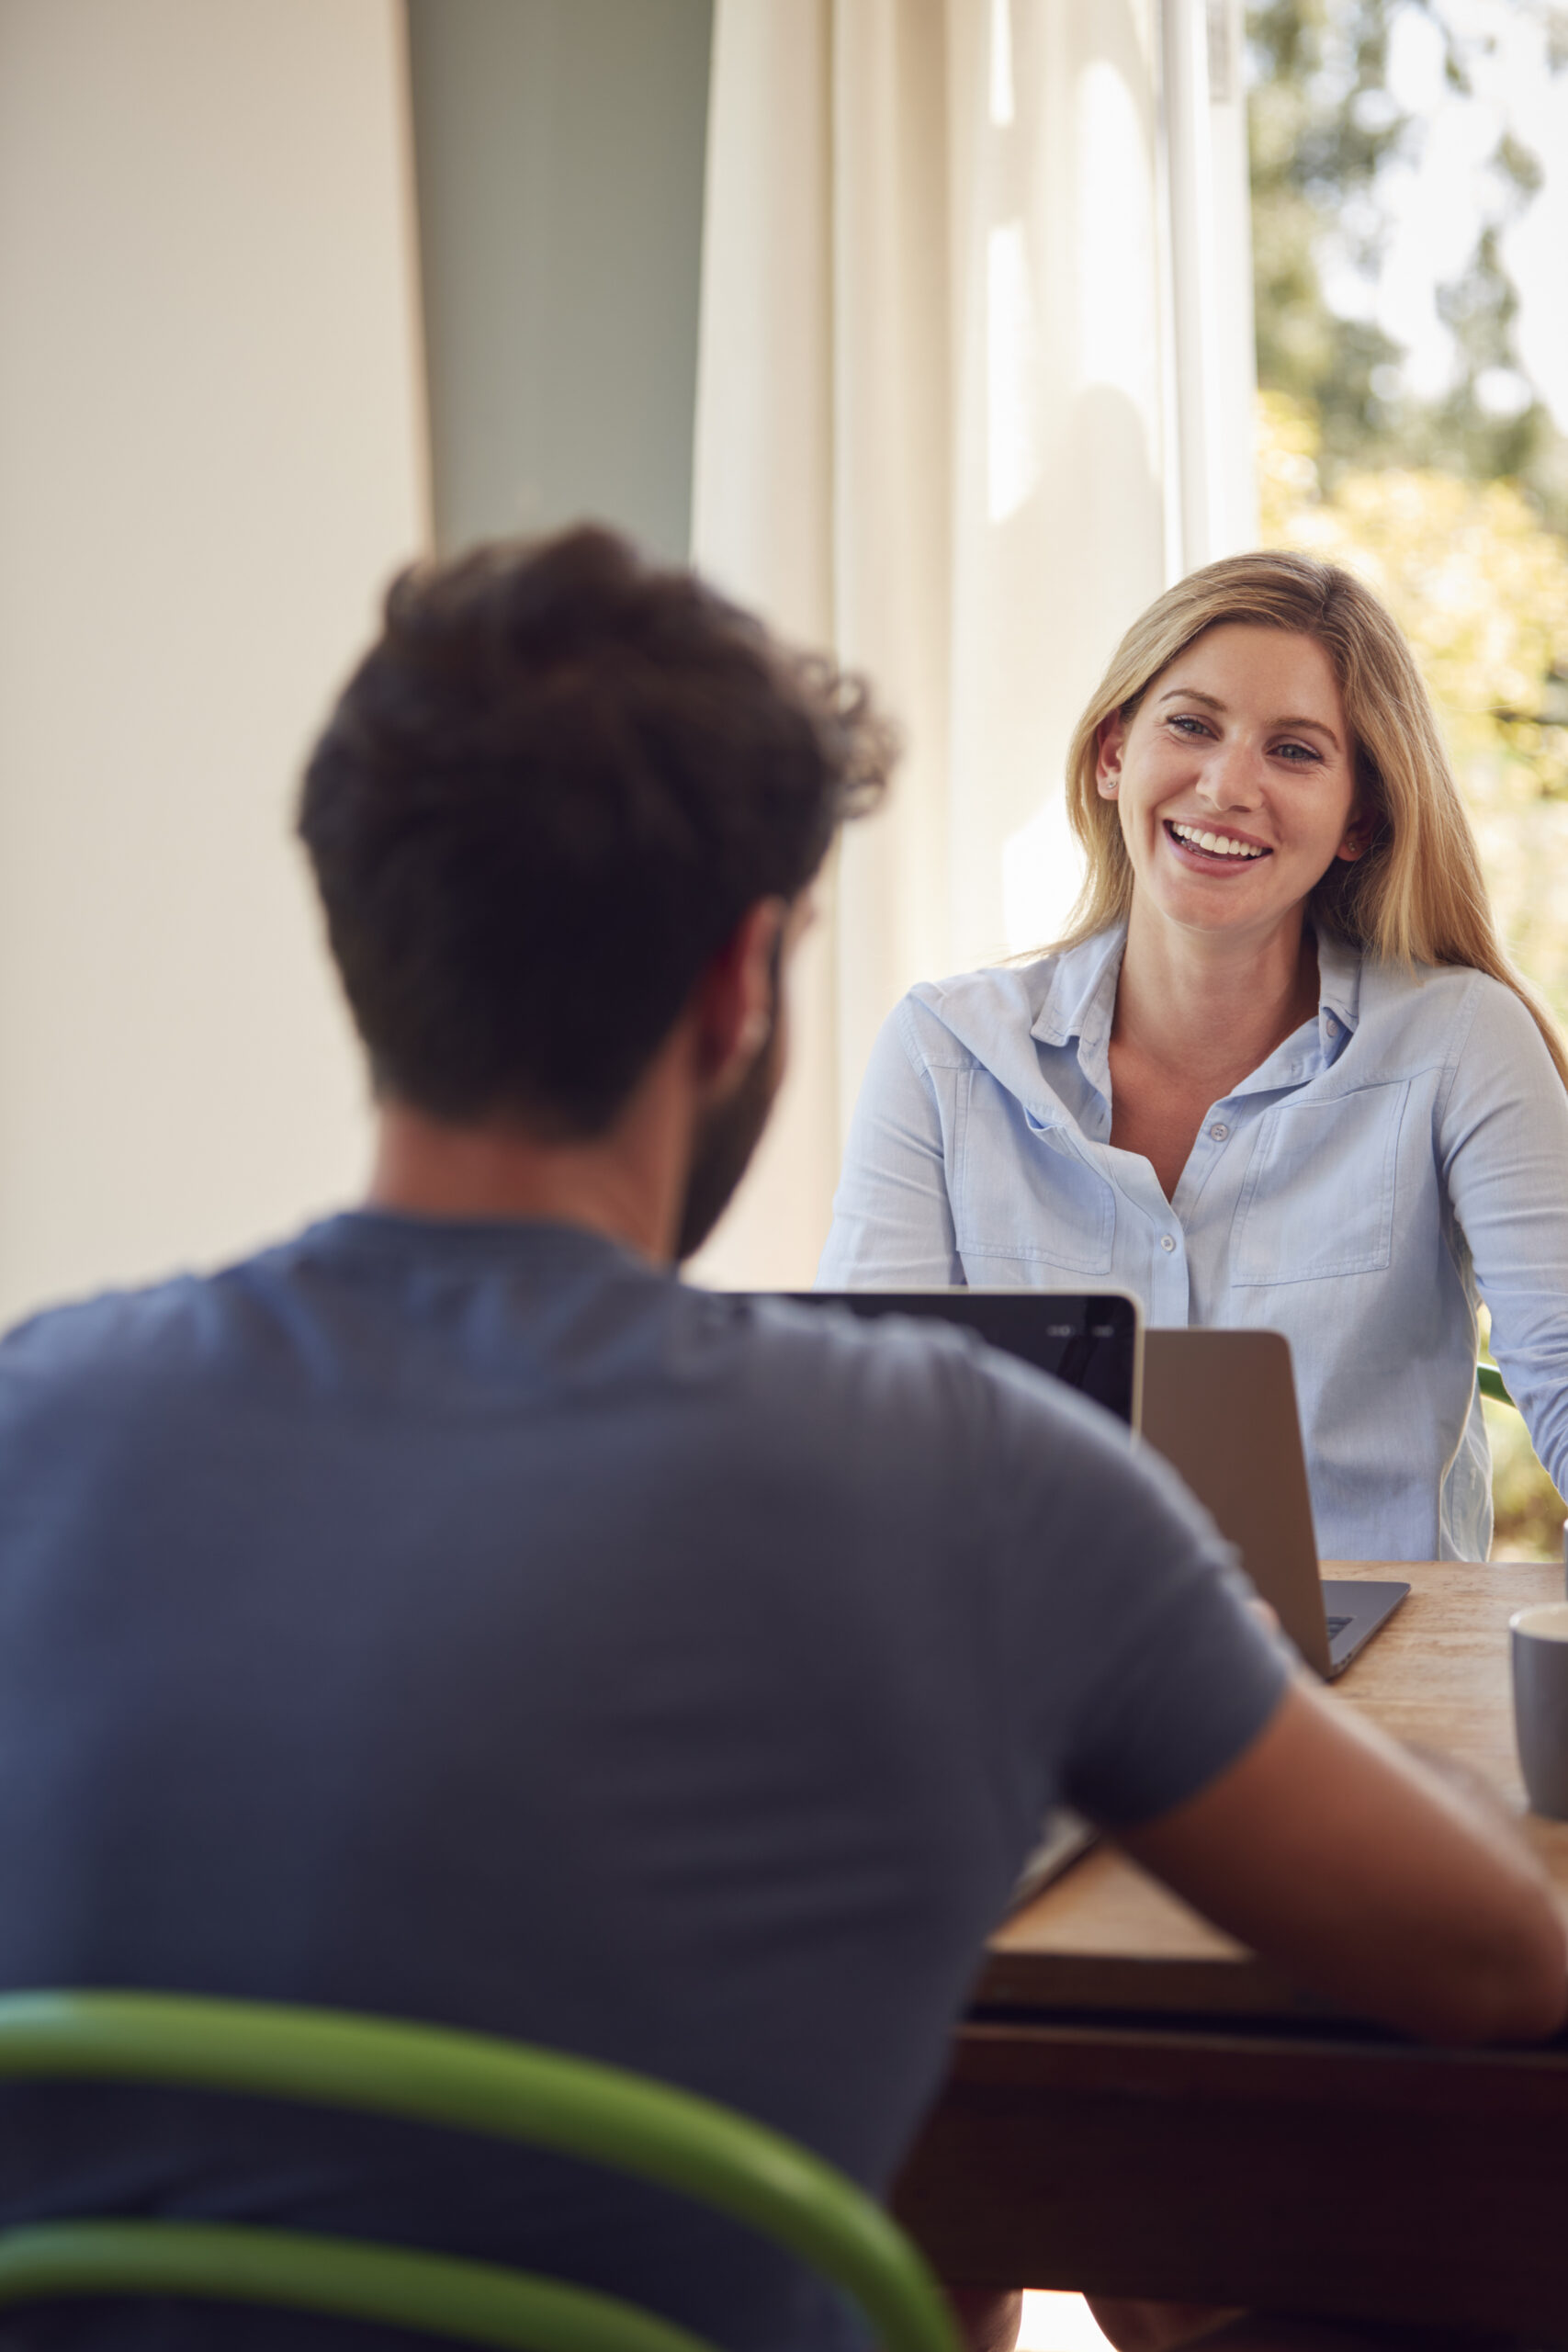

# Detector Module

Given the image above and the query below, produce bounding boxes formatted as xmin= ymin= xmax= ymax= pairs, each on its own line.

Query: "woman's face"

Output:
xmin=1096 ymin=624 xmax=1364 ymax=950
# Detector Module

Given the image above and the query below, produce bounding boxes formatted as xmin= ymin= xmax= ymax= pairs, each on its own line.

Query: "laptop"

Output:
xmin=1141 ymin=1327 xmax=1408 ymax=1679
xmin=789 ymin=1287 xmax=1142 ymax=1422
xmin=794 ymin=1295 xmax=1406 ymax=1680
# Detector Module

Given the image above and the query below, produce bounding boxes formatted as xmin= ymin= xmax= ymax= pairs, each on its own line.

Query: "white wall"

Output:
xmin=0 ymin=0 xmax=428 ymax=1328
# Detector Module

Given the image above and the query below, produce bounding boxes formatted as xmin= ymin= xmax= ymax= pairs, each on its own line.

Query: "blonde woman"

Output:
xmin=818 ymin=550 xmax=1568 ymax=1562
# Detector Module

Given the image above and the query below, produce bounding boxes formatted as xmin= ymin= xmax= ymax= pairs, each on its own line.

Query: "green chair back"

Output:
xmin=0 ymin=1990 xmax=961 ymax=2352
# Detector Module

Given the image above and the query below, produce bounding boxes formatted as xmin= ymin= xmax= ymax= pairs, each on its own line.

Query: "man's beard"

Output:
xmin=673 ymin=1000 xmax=782 ymax=1262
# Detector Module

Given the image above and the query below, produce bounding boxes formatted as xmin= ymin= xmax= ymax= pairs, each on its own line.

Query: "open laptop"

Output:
xmin=795 ymin=1294 xmax=1406 ymax=1680
xmin=1141 ymin=1327 xmax=1408 ymax=1679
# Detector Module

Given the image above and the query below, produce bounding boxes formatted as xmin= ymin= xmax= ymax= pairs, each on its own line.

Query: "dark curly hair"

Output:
xmin=299 ymin=526 xmax=896 ymax=1134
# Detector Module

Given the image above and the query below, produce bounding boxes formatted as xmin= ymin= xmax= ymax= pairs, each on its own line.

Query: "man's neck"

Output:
xmin=365 ymin=1095 xmax=684 ymax=1266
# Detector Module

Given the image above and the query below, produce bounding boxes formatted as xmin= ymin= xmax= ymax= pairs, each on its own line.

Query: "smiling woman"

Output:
xmin=1091 ymin=624 xmax=1363 ymax=1201
xmin=818 ymin=549 xmax=1568 ymax=1566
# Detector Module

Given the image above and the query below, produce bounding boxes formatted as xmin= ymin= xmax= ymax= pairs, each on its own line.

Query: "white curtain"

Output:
xmin=686 ymin=0 xmax=1255 ymax=1290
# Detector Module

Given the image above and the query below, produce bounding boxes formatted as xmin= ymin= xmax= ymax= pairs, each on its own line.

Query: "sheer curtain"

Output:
xmin=686 ymin=0 xmax=1255 ymax=1289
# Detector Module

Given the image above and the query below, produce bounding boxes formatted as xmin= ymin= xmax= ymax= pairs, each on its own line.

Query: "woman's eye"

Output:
xmin=1273 ymin=740 xmax=1322 ymax=763
xmin=1168 ymin=714 xmax=1210 ymax=738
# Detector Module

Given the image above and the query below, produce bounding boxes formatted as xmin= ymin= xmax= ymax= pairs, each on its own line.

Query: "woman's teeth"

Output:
xmin=1169 ymin=822 xmax=1266 ymax=860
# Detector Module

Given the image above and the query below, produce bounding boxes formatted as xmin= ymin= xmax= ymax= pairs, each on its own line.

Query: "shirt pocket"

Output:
xmin=953 ymin=1077 xmax=1116 ymax=1273
xmin=1231 ymin=1079 xmax=1411 ymax=1286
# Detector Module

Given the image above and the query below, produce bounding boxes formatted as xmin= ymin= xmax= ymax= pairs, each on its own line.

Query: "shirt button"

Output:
xmin=1160 ymin=1233 xmax=1177 ymax=1253
xmin=1208 ymin=1121 xmax=1229 ymax=1141
xmin=1325 ymin=1014 xmax=1339 ymax=1035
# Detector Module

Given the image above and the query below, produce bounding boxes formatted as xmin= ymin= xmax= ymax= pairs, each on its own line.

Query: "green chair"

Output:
xmin=0 ymin=1990 xmax=960 ymax=2352
xmin=1478 ymin=1363 xmax=1515 ymax=1408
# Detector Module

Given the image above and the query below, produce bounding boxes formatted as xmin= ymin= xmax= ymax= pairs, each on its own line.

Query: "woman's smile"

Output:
xmin=1163 ymin=818 xmax=1271 ymax=867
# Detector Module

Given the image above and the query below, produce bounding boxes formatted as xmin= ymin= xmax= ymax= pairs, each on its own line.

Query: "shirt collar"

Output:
xmin=1027 ymin=923 xmax=1359 ymax=1040
xmin=1314 ymin=926 xmax=1361 ymax=1057
xmin=1029 ymin=924 xmax=1126 ymax=1053
xmin=1029 ymin=925 xmax=1126 ymax=1105
xmin=1213 ymin=927 xmax=1364 ymax=1096
xmin=1024 ymin=920 xmax=1361 ymax=1104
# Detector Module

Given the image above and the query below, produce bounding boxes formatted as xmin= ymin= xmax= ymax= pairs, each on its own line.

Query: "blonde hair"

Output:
xmin=1054 ymin=548 xmax=1568 ymax=1088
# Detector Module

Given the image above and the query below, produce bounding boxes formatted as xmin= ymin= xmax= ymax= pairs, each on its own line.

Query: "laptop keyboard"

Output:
xmin=1325 ymin=1614 xmax=1352 ymax=1640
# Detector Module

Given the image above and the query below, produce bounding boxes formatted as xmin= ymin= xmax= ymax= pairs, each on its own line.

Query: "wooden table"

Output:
xmin=893 ymin=1560 xmax=1568 ymax=2340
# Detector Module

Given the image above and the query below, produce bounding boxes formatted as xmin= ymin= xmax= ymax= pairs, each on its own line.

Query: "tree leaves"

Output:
xmin=1247 ymin=0 xmax=1568 ymax=524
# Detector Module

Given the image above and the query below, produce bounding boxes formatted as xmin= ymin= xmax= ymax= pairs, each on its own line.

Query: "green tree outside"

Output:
xmin=1248 ymin=0 xmax=1568 ymax=1555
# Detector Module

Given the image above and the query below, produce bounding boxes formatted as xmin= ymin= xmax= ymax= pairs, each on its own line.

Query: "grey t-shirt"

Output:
xmin=0 ymin=1214 xmax=1286 ymax=2350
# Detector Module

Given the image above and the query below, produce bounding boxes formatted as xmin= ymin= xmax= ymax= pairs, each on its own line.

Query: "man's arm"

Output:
xmin=1119 ymin=1679 xmax=1567 ymax=2044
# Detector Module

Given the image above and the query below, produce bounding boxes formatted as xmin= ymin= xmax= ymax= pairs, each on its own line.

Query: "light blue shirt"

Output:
xmin=818 ymin=924 xmax=1568 ymax=1562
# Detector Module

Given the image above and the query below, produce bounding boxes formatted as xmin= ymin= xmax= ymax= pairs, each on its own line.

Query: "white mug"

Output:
xmin=1512 ymin=1601 xmax=1568 ymax=1820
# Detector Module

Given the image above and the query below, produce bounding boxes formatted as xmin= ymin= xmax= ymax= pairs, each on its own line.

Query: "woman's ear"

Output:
xmin=1335 ymin=814 xmax=1370 ymax=864
xmin=1095 ymin=713 xmax=1126 ymax=800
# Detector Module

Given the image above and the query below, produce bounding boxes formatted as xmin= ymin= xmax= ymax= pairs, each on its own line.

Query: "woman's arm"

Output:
xmin=817 ymin=999 xmax=964 ymax=1286
xmin=1440 ymin=980 xmax=1568 ymax=1497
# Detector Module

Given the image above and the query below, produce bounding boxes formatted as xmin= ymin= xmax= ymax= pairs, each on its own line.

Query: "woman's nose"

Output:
xmin=1195 ymin=742 xmax=1264 ymax=810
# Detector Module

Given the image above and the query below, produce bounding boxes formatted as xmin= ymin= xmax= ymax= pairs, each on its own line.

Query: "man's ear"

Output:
xmin=691 ymin=898 xmax=789 ymax=1088
xmin=1095 ymin=713 xmax=1126 ymax=799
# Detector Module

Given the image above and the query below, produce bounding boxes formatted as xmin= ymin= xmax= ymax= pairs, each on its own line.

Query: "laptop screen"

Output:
xmin=787 ymin=1291 xmax=1141 ymax=1428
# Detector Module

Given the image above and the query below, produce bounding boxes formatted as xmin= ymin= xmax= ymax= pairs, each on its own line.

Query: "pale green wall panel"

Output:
xmin=405 ymin=0 xmax=713 ymax=561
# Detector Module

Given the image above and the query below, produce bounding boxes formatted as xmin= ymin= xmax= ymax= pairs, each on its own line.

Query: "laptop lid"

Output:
xmin=1140 ymin=1328 xmax=1406 ymax=1679
xmin=794 ymin=1290 xmax=1142 ymax=1428
xmin=1140 ymin=1329 xmax=1329 ymax=1673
